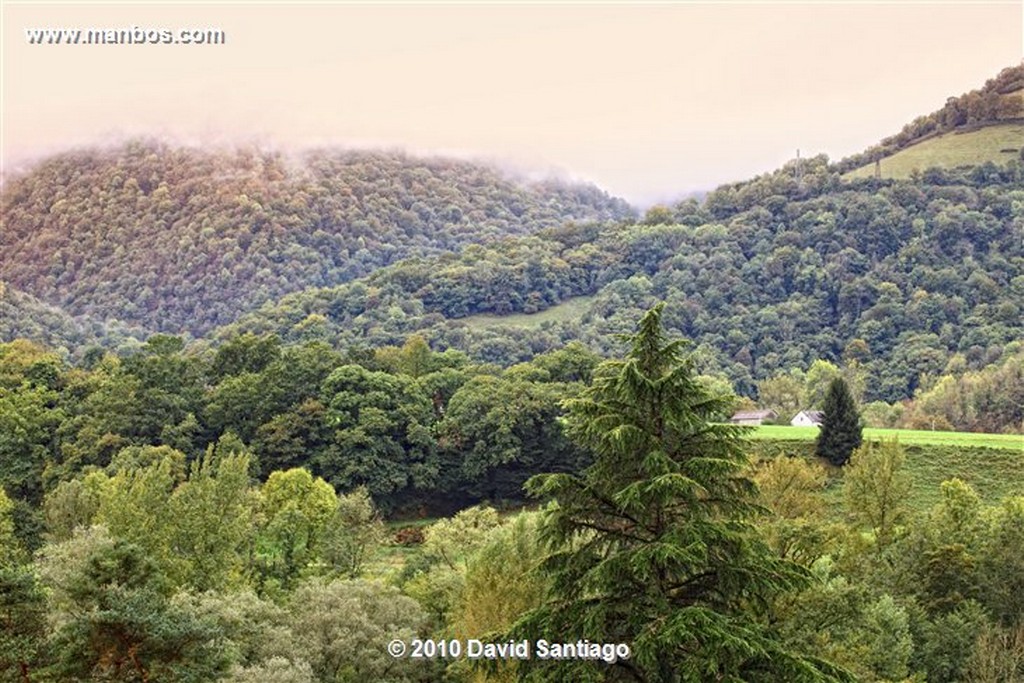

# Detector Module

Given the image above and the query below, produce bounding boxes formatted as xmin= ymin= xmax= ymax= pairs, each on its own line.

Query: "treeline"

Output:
xmin=0 ymin=334 xmax=609 ymax=533
xmin=221 ymin=159 xmax=1024 ymax=410
xmin=2 ymin=323 xmax=1017 ymax=569
xmin=0 ymin=142 xmax=634 ymax=335
xmin=753 ymin=351 xmax=1024 ymax=435
xmin=835 ymin=64 xmax=1024 ymax=173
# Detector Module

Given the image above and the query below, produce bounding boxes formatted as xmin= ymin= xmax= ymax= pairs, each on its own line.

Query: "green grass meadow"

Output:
xmin=748 ymin=425 xmax=1023 ymax=512
xmin=845 ymin=123 xmax=1024 ymax=180
xmin=750 ymin=424 xmax=1023 ymax=450
xmin=459 ymin=295 xmax=596 ymax=330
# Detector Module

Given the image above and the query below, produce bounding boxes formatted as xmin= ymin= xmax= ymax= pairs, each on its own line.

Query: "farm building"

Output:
xmin=791 ymin=410 xmax=824 ymax=427
xmin=729 ymin=409 xmax=777 ymax=426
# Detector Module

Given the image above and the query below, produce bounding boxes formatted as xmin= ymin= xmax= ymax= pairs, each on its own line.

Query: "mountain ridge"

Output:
xmin=0 ymin=142 xmax=635 ymax=336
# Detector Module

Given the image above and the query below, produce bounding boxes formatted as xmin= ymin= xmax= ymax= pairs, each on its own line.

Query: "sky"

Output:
xmin=2 ymin=2 xmax=1021 ymax=206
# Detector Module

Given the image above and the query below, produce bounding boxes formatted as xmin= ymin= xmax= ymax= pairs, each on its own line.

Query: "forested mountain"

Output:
xmin=219 ymin=157 xmax=1024 ymax=407
xmin=0 ymin=142 xmax=634 ymax=335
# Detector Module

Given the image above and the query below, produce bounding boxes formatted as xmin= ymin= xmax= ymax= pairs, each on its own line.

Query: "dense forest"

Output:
xmin=0 ymin=283 xmax=148 ymax=355
xmin=216 ymin=158 xmax=1024 ymax=419
xmin=0 ymin=144 xmax=634 ymax=335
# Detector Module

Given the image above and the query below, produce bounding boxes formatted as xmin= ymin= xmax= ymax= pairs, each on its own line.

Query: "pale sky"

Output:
xmin=2 ymin=2 xmax=1021 ymax=205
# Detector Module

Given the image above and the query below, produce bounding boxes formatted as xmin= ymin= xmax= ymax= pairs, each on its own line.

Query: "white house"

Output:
xmin=729 ymin=409 xmax=778 ymax=426
xmin=791 ymin=410 xmax=824 ymax=427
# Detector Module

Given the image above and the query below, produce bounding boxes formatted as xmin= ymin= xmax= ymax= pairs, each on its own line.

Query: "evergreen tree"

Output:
xmin=48 ymin=539 xmax=228 ymax=681
xmin=506 ymin=304 xmax=851 ymax=682
xmin=816 ymin=378 xmax=863 ymax=466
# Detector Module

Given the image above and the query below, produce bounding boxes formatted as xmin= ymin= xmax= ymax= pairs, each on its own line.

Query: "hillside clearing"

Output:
xmin=748 ymin=426 xmax=1023 ymax=511
xmin=844 ymin=123 xmax=1024 ymax=180
xmin=749 ymin=425 xmax=1023 ymax=450
xmin=458 ymin=294 xmax=596 ymax=330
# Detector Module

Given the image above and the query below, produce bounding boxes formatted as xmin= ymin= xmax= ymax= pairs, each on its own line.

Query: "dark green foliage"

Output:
xmin=318 ymin=364 xmax=438 ymax=506
xmin=437 ymin=372 xmax=586 ymax=502
xmin=816 ymin=378 xmax=863 ymax=466
xmin=0 ymin=564 xmax=47 ymax=681
xmin=210 ymin=333 xmax=282 ymax=381
xmin=0 ymin=380 xmax=62 ymax=506
xmin=912 ymin=600 xmax=990 ymax=683
xmin=979 ymin=497 xmax=1024 ymax=626
xmin=508 ymin=304 xmax=852 ymax=682
xmin=251 ymin=399 xmax=331 ymax=478
xmin=48 ymin=540 xmax=228 ymax=682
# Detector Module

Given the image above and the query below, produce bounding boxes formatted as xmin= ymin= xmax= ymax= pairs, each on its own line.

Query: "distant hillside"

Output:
xmin=845 ymin=123 xmax=1024 ymax=180
xmin=0 ymin=142 xmax=634 ymax=335
xmin=0 ymin=283 xmax=91 ymax=351
xmin=837 ymin=63 xmax=1024 ymax=174
xmin=0 ymin=282 xmax=147 ymax=355
xmin=220 ymin=157 xmax=1023 ymax=408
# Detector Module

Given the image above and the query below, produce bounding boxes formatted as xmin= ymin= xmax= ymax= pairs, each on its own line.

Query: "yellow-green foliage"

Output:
xmin=449 ymin=513 xmax=548 ymax=683
xmin=843 ymin=440 xmax=912 ymax=543
xmin=753 ymin=456 xmax=827 ymax=519
xmin=421 ymin=505 xmax=502 ymax=571
xmin=454 ymin=513 xmax=547 ymax=638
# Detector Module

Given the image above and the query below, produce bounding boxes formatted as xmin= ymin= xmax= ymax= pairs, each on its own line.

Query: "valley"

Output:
xmin=1 ymin=62 xmax=1022 ymax=683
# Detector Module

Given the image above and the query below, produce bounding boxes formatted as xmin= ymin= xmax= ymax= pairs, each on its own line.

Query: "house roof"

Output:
xmin=797 ymin=410 xmax=824 ymax=421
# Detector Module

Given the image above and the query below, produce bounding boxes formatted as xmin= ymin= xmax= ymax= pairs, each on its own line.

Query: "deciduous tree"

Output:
xmin=842 ymin=439 xmax=911 ymax=545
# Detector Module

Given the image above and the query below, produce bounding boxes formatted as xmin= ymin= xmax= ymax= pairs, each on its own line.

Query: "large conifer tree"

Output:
xmin=508 ymin=304 xmax=851 ymax=682
xmin=816 ymin=377 xmax=863 ymax=466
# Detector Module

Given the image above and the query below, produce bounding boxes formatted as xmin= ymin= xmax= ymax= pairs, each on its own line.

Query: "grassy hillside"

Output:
xmin=844 ymin=123 xmax=1023 ymax=179
xmin=749 ymin=427 xmax=1022 ymax=513
xmin=751 ymin=439 xmax=1022 ymax=514
xmin=835 ymin=64 xmax=1023 ymax=174
xmin=460 ymin=294 xmax=596 ymax=330
xmin=750 ymin=424 xmax=1023 ymax=450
